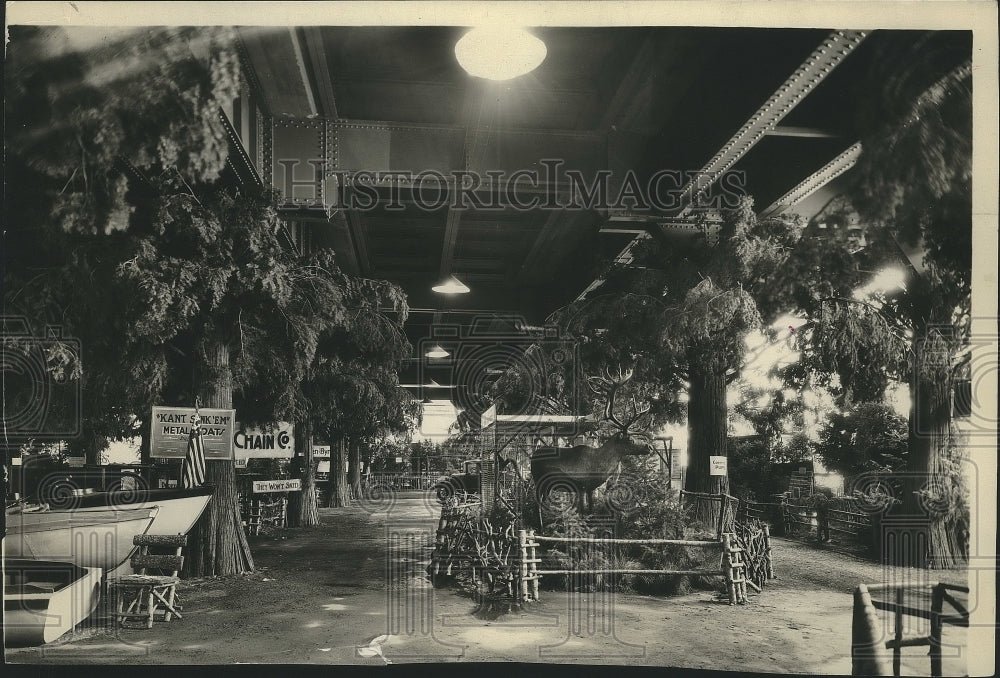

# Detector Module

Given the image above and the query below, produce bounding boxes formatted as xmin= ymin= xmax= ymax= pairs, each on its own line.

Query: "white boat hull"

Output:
xmin=3 ymin=559 xmax=102 ymax=647
xmin=3 ymin=507 xmax=158 ymax=572
xmin=75 ymin=493 xmax=212 ymax=536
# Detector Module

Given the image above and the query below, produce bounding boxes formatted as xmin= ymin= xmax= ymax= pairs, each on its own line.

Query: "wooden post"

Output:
xmin=529 ymin=529 xmax=539 ymax=602
xmin=734 ymin=534 xmax=748 ymax=603
xmin=893 ymin=587 xmax=904 ymax=677
xmin=714 ymin=495 xmax=724 ymax=539
xmin=930 ymin=584 xmax=944 ymax=677
xmin=721 ymin=534 xmax=737 ymax=605
xmin=762 ymin=524 xmax=775 ymax=579
xmin=852 ymin=584 xmax=893 ymax=676
xmin=518 ymin=530 xmax=529 ymax=602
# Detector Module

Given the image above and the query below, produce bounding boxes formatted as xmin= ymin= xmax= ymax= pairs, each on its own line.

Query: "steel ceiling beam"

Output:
xmin=287 ymin=28 xmax=319 ymax=117
xmin=237 ymin=27 xmax=315 ymax=117
xmin=299 ymin=27 xmax=339 ymax=120
xmin=576 ymin=29 xmax=869 ymax=301
xmin=437 ymin=82 xmax=493 ymax=280
xmin=439 ymin=207 xmax=463 ymax=279
xmin=514 ymin=35 xmax=660 ymax=288
xmin=330 ymin=117 xmax=603 ymax=140
xmin=758 ymin=142 xmax=863 ymax=219
xmin=766 ymin=125 xmax=840 ymax=138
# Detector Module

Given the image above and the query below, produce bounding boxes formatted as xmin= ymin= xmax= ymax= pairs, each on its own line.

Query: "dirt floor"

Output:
xmin=5 ymin=492 xmax=971 ymax=672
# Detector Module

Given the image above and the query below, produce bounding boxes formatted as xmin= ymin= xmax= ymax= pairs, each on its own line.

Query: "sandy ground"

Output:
xmin=5 ymin=492 xmax=970 ymax=672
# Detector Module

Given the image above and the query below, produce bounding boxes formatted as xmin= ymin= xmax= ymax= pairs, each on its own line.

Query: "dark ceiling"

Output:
xmin=235 ymin=26 xmax=961 ymax=404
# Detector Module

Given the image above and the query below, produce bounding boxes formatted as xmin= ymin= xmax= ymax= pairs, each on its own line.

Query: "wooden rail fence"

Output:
xmin=519 ymin=529 xmax=774 ymax=605
xmin=430 ymin=494 xmax=776 ymax=606
xmin=852 ymin=582 xmax=970 ymax=677
xmin=739 ymin=499 xmax=874 ymax=549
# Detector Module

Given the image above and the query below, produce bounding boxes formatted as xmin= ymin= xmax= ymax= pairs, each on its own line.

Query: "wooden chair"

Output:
xmin=112 ymin=534 xmax=186 ymax=629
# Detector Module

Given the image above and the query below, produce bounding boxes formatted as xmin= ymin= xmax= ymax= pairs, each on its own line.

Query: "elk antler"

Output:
xmin=620 ymin=395 xmax=652 ymax=433
xmin=585 ymin=365 xmax=645 ymax=432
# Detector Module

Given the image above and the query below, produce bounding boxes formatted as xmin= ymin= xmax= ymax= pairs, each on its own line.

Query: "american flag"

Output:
xmin=181 ymin=414 xmax=206 ymax=488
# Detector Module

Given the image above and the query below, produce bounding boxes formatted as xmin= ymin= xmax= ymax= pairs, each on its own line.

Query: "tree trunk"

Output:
xmin=186 ymin=339 xmax=254 ymax=577
xmin=287 ymin=420 xmax=319 ymax=527
xmin=683 ymin=363 xmax=730 ymax=529
xmin=891 ymin=337 xmax=967 ymax=569
xmin=139 ymin=421 xmax=151 ymax=465
xmin=348 ymin=436 xmax=362 ymax=500
xmin=326 ymin=437 xmax=350 ymax=507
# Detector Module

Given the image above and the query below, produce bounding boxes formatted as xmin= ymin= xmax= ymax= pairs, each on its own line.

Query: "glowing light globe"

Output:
xmin=455 ymin=27 xmax=547 ymax=81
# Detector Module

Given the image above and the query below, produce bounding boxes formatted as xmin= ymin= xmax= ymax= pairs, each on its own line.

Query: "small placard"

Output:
xmin=234 ymin=458 xmax=248 ymax=469
xmin=709 ymin=456 xmax=728 ymax=476
xmin=317 ymin=460 xmax=331 ymax=473
xmin=252 ymin=478 xmax=302 ymax=493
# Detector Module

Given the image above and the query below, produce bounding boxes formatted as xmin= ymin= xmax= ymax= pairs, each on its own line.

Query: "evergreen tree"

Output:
xmin=774 ymin=32 xmax=972 ymax=567
xmin=549 ymin=199 xmax=803 ymax=526
xmin=4 ymin=26 xmax=239 ymax=465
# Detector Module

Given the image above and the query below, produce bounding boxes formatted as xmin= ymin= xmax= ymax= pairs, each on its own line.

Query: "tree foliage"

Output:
xmin=6 ymin=26 xmax=239 ymax=235
xmin=769 ymin=31 xmax=972 ymax=566
xmin=813 ymin=402 xmax=909 ymax=479
xmin=4 ymin=26 xmax=242 ymax=458
xmin=115 ymin=183 xmax=354 ymax=429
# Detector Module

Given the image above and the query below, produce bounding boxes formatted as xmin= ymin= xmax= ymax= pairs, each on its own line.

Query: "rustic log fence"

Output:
xmin=852 ymin=582 xmax=969 ymax=677
xmin=244 ymin=496 xmax=287 ymax=536
xmin=430 ymin=500 xmax=522 ymax=598
xmin=430 ymin=495 xmax=777 ymax=606
xmin=518 ymin=527 xmax=775 ymax=605
xmin=739 ymin=497 xmax=874 ymax=550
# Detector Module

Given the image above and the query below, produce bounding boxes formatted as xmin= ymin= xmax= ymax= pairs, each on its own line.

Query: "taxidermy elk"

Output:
xmin=530 ymin=367 xmax=652 ymax=513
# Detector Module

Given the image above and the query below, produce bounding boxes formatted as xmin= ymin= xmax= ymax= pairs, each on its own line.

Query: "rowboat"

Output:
xmin=72 ymin=485 xmax=214 ymax=536
xmin=3 ymin=506 xmax=158 ymax=573
xmin=3 ymin=558 xmax=103 ymax=647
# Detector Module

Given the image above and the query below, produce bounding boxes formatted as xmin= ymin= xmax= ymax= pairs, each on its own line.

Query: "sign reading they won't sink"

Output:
xmin=252 ymin=479 xmax=302 ymax=493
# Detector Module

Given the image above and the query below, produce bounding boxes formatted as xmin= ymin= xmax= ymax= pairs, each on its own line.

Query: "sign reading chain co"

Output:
xmin=234 ymin=422 xmax=295 ymax=459
xmin=150 ymin=406 xmax=236 ymax=459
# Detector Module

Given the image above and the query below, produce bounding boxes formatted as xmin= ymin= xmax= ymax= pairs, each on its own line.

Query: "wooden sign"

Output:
xmin=710 ymin=456 xmax=728 ymax=476
xmin=252 ymin=479 xmax=302 ymax=493
xmin=312 ymin=445 xmax=331 ymax=459
xmin=150 ymin=406 xmax=236 ymax=460
xmin=234 ymin=422 xmax=294 ymax=459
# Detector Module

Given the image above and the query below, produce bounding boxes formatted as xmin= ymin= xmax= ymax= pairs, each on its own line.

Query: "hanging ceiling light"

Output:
xmin=425 ymin=345 xmax=450 ymax=359
xmin=454 ymin=26 xmax=547 ymax=81
xmin=432 ymin=275 xmax=471 ymax=294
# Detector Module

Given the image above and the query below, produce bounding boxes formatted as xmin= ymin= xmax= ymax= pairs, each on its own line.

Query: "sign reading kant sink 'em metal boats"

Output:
xmin=150 ymin=406 xmax=236 ymax=459
xmin=234 ymin=422 xmax=295 ymax=459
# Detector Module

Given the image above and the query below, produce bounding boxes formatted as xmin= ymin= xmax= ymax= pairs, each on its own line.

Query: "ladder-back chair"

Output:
xmin=112 ymin=534 xmax=186 ymax=629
